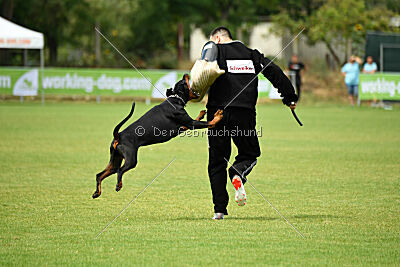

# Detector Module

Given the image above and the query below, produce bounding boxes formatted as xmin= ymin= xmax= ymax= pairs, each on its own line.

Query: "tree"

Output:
xmin=9 ymin=0 xmax=90 ymax=65
xmin=0 ymin=0 xmax=14 ymax=19
xmin=76 ymin=0 xmax=136 ymax=67
xmin=272 ymin=0 xmax=398 ymax=68
xmin=127 ymin=0 xmax=176 ymax=61
xmin=309 ymin=0 xmax=396 ymax=65
xmin=187 ymin=0 xmax=258 ymax=39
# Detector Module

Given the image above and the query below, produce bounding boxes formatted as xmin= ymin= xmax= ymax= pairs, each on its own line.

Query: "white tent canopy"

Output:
xmin=0 ymin=16 xmax=44 ymax=49
xmin=0 ymin=16 xmax=44 ymax=100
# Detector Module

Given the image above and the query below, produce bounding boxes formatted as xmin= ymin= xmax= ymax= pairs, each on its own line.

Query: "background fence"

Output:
xmin=0 ymin=67 xmax=283 ymax=100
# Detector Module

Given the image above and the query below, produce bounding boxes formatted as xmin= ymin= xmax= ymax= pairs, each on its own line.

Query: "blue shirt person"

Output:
xmin=363 ymin=56 xmax=381 ymax=106
xmin=362 ymin=56 xmax=377 ymax=74
xmin=341 ymin=55 xmax=362 ymax=105
xmin=341 ymin=61 xmax=360 ymax=85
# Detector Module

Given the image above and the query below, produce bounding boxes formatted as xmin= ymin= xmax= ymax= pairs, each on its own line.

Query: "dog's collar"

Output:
xmin=168 ymin=94 xmax=186 ymax=106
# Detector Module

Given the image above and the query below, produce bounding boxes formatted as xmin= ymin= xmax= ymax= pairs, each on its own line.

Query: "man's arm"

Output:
xmin=369 ymin=63 xmax=377 ymax=73
xmin=341 ymin=64 xmax=347 ymax=76
xmin=255 ymin=51 xmax=298 ymax=107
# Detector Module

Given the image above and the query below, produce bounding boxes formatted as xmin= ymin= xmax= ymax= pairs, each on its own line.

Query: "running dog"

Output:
xmin=92 ymin=74 xmax=223 ymax=198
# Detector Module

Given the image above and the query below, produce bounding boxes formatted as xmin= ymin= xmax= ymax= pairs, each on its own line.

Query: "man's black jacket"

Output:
xmin=207 ymin=41 xmax=298 ymax=110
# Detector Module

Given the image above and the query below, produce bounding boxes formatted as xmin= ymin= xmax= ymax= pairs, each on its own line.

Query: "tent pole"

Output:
xmin=40 ymin=49 xmax=44 ymax=105
xmin=24 ymin=49 xmax=28 ymax=66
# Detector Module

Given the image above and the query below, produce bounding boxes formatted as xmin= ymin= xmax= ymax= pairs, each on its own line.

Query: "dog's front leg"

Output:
xmin=185 ymin=110 xmax=223 ymax=129
xmin=180 ymin=110 xmax=207 ymax=131
xmin=195 ymin=110 xmax=206 ymax=121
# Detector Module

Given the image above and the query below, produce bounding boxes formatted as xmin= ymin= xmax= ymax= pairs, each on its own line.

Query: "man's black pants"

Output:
xmin=207 ymin=107 xmax=261 ymax=215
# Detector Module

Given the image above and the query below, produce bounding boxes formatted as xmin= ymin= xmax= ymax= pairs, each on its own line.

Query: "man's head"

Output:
xmin=209 ymin=26 xmax=232 ymax=44
xmin=367 ymin=56 xmax=373 ymax=64
xmin=291 ymin=54 xmax=298 ymax=63
xmin=166 ymin=74 xmax=199 ymax=103
xmin=349 ymin=55 xmax=356 ymax=63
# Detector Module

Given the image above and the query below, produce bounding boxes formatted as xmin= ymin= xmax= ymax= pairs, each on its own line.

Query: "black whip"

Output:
xmin=291 ymin=109 xmax=303 ymax=126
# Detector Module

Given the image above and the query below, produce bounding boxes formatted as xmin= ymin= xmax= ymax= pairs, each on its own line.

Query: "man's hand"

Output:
xmin=289 ymin=102 xmax=296 ymax=110
xmin=214 ymin=109 xmax=223 ymax=120
xmin=209 ymin=109 xmax=223 ymax=128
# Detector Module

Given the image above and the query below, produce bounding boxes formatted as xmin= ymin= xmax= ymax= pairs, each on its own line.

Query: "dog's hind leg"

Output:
xmin=92 ymin=155 xmax=123 ymax=199
xmin=92 ymin=165 xmax=114 ymax=199
xmin=115 ymin=147 xmax=138 ymax=192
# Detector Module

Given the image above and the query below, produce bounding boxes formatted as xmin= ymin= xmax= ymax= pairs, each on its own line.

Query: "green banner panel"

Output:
xmin=0 ymin=68 xmax=39 ymax=96
xmin=359 ymin=73 xmax=400 ymax=100
xmin=0 ymin=67 xmax=282 ymax=98
xmin=41 ymin=68 xmax=188 ymax=97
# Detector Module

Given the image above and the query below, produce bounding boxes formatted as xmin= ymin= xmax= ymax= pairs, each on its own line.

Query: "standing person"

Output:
xmin=362 ymin=56 xmax=380 ymax=107
xmin=341 ymin=55 xmax=362 ymax=106
xmin=288 ymin=54 xmax=306 ymax=100
xmin=362 ymin=56 xmax=377 ymax=74
xmin=203 ymin=26 xmax=298 ymax=220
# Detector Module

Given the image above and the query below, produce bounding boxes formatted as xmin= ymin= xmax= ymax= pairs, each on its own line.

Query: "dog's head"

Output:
xmin=166 ymin=74 xmax=200 ymax=103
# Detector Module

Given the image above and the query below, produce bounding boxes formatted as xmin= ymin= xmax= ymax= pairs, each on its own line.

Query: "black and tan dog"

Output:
xmin=92 ymin=74 xmax=223 ymax=198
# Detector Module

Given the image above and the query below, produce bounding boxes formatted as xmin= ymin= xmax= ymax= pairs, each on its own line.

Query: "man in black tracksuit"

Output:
xmin=288 ymin=54 xmax=306 ymax=100
xmin=205 ymin=27 xmax=298 ymax=220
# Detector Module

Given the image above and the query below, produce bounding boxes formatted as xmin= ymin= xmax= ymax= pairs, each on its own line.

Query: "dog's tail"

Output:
xmin=113 ymin=101 xmax=135 ymax=142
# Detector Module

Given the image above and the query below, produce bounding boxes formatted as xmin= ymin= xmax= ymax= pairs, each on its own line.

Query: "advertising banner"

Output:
xmin=41 ymin=68 xmax=187 ymax=97
xmin=258 ymin=75 xmax=282 ymax=99
xmin=0 ymin=67 xmax=282 ymax=98
xmin=359 ymin=73 xmax=400 ymax=100
xmin=0 ymin=68 xmax=39 ymax=96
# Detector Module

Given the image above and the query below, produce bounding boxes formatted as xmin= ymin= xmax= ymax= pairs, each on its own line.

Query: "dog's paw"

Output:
xmin=92 ymin=191 xmax=101 ymax=199
xmin=198 ymin=110 xmax=206 ymax=119
xmin=115 ymin=182 xmax=122 ymax=192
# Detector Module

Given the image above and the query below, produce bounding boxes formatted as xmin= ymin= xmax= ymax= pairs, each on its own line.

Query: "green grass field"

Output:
xmin=0 ymin=101 xmax=399 ymax=265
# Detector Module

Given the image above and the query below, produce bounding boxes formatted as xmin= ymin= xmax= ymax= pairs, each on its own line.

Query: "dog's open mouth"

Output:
xmin=184 ymin=74 xmax=200 ymax=99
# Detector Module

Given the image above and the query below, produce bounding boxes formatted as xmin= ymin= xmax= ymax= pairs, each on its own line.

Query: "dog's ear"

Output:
xmin=183 ymin=74 xmax=190 ymax=89
xmin=166 ymin=88 xmax=173 ymax=97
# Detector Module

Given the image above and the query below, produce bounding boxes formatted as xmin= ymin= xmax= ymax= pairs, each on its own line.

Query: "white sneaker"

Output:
xmin=232 ymin=175 xmax=247 ymax=206
xmin=212 ymin=213 xmax=224 ymax=220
